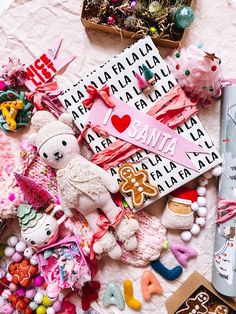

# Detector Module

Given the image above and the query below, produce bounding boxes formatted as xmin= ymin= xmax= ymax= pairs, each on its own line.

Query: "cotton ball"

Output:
xmin=191 ymin=202 xmax=199 ymax=211
xmin=7 ymin=236 xmax=19 ymax=247
xmin=195 ymin=217 xmax=206 ymax=226
xmin=4 ymin=246 xmax=15 ymax=257
xmin=29 ymin=301 xmax=38 ymax=311
xmin=181 ymin=231 xmax=192 ymax=242
xmin=197 ymin=206 xmax=207 ymax=217
xmin=212 ymin=165 xmax=223 ymax=177
xmin=24 ymin=247 xmax=35 ymax=259
xmin=47 ymin=307 xmax=55 ymax=314
xmin=197 ymin=196 xmax=206 ymax=207
xmin=34 ymin=291 xmax=44 ymax=304
xmin=203 ymin=171 xmax=213 ymax=179
xmin=15 ymin=241 xmax=27 ymax=253
xmin=197 ymin=186 xmax=206 ymax=196
xmin=190 ymin=223 xmax=201 ymax=235
xmin=197 ymin=177 xmax=208 ymax=187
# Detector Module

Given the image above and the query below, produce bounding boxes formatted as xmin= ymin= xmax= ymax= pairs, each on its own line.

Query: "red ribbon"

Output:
xmin=25 ymin=81 xmax=63 ymax=117
xmin=217 ymin=198 xmax=236 ymax=224
xmin=82 ymin=85 xmax=115 ymax=109
xmin=90 ymin=208 xmax=125 ymax=260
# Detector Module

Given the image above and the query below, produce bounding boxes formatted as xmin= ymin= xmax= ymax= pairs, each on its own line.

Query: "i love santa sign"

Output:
xmin=88 ymin=95 xmax=207 ymax=171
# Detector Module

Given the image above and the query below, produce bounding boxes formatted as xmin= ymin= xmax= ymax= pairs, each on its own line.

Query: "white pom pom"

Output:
xmin=24 ymin=247 xmax=35 ymax=258
xmin=59 ymin=113 xmax=73 ymax=127
xmin=2 ymin=289 xmax=11 ymax=300
xmin=195 ymin=217 xmax=206 ymax=226
xmin=197 ymin=206 xmax=207 ymax=217
xmin=15 ymin=241 xmax=27 ymax=253
xmin=203 ymin=171 xmax=213 ymax=179
xmin=4 ymin=246 xmax=15 ymax=257
xmin=6 ymin=273 xmax=12 ymax=282
xmin=212 ymin=165 xmax=223 ymax=177
xmin=190 ymin=223 xmax=201 ymax=235
xmin=191 ymin=202 xmax=199 ymax=211
xmin=47 ymin=307 xmax=55 ymax=314
xmin=34 ymin=291 xmax=43 ymax=304
xmin=30 ymin=254 xmax=38 ymax=265
xmin=197 ymin=177 xmax=208 ymax=187
xmin=181 ymin=231 xmax=192 ymax=242
xmin=0 ymin=296 xmax=4 ymax=307
xmin=197 ymin=196 xmax=206 ymax=207
xmin=197 ymin=186 xmax=206 ymax=196
xmin=7 ymin=236 xmax=19 ymax=247
xmin=29 ymin=301 xmax=38 ymax=311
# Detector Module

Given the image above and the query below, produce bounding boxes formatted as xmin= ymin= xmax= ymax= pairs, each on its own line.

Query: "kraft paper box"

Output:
xmin=59 ymin=36 xmax=222 ymax=212
xmin=81 ymin=1 xmax=195 ymax=49
xmin=165 ymin=272 xmax=236 ymax=314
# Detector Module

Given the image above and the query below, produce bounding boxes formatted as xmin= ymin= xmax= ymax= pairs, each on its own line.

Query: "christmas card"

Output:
xmin=59 ymin=37 xmax=222 ymax=212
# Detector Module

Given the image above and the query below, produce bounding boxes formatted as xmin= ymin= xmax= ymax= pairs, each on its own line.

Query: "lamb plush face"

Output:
xmin=39 ymin=133 xmax=80 ymax=170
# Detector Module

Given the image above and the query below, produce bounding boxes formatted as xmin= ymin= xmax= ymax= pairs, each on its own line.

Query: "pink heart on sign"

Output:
xmin=170 ymin=243 xmax=198 ymax=268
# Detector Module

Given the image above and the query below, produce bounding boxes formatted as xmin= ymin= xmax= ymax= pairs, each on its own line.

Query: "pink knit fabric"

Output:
xmin=120 ymin=211 xmax=167 ymax=267
xmin=0 ymin=141 xmax=58 ymax=218
xmin=65 ymin=210 xmax=167 ymax=266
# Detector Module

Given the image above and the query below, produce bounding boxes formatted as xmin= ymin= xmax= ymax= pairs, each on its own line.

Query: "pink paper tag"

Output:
xmin=24 ymin=37 xmax=75 ymax=91
xmin=88 ymin=96 xmax=208 ymax=171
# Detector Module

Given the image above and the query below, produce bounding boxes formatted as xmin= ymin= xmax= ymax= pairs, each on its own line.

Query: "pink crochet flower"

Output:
xmin=1 ymin=58 xmax=26 ymax=87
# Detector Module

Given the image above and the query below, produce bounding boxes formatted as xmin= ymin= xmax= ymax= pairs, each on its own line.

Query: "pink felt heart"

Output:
xmin=170 ymin=243 xmax=198 ymax=268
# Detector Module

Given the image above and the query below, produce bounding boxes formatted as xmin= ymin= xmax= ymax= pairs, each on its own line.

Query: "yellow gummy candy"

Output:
xmin=123 ymin=279 xmax=141 ymax=311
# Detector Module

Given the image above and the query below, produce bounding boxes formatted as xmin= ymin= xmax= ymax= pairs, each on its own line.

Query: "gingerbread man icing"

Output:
xmin=118 ymin=164 xmax=158 ymax=208
xmin=8 ymin=258 xmax=38 ymax=287
xmin=208 ymin=304 xmax=229 ymax=314
xmin=176 ymin=292 xmax=209 ymax=314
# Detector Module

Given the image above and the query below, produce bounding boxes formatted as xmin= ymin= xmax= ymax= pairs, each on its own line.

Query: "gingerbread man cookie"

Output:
xmin=118 ymin=164 xmax=158 ymax=208
xmin=208 ymin=304 xmax=229 ymax=314
xmin=176 ymin=292 xmax=209 ymax=314
xmin=8 ymin=258 xmax=38 ymax=287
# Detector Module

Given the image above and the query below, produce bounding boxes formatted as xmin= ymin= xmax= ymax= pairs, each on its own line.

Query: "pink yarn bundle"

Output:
xmin=166 ymin=45 xmax=222 ymax=107
xmin=0 ymin=141 xmax=58 ymax=218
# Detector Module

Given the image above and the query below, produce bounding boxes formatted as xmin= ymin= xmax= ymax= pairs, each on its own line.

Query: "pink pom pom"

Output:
xmin=0 ymin=81 xmax=7 ymax=91
xmin=34 ymin=275 xmax=44 ymax=287
xmin=26 ymin=288 xmax=36 ymax=299
xmin=16 ymin=288 xmax=25 ymax=297
xmin=12 ymin=252 xmax=23 ymax=262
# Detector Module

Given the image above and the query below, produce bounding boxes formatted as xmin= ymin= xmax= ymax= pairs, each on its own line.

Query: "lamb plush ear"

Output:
xmin=28 ymin=133 xmax=37 ymax=147
xmin=59 ymin=113 xmax=74 ymax=127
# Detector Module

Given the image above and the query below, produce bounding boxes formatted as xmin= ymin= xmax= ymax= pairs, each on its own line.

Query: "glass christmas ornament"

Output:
xmin=174 ymin=6 xmax=194 ymax=29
